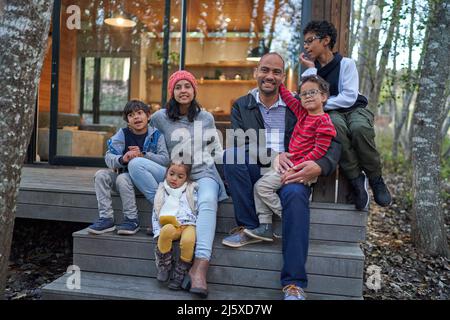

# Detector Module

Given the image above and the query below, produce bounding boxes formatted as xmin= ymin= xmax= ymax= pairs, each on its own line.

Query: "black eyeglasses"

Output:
xmin=303 ymin=35 xmax=322 ymax=46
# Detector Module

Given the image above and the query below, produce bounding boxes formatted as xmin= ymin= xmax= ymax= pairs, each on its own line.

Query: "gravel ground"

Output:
xmin=5 ymin=173 xmax=450 ymax=300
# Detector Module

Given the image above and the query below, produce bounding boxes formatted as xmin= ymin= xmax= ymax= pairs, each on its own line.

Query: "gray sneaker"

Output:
xmin=222 ymin=227 xmax=263 ymax=248
xmin=273 ymin=218 xmax=282 ymax=239
xmin=244 ymin=223 xmax=273 ymax=242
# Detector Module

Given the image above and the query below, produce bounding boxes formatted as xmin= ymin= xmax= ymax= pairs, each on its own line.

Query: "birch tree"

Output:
xmin=411 ymin=0 xmax=449 ymax=257
xmin=0 ymin=0 xmax=53 ymax=298
xmin=369 ymin=0 xmax=403 ymax=111
xmin=392 ymin=0 xmax=417 ymax=161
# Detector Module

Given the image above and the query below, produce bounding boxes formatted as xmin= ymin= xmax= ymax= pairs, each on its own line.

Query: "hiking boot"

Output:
xmin=283 ymin=284 xmax=306 ymax=300
xmin=168 ymin=259 xmax=191 ymax=290
xmin=369 ymin=176 xmax=392 ymax=207
xmin=87 ymin=217 xmax=115 ymax=235
xmin=221 ymin=227 xmax=263 ymax=248
xmin=116 ymin=217 xmax=140 ymax=235
xmin=349 ymin=173 xmax=369 ymax=210
xmin=244 ymin=223 xmax=273 ymax=242
xmin=155 ymin=247 xmax=172 ymax=282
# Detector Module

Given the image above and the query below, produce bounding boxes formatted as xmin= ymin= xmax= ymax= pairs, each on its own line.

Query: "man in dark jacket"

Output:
xmin=222 ymin=52 xmax=341 ymax=300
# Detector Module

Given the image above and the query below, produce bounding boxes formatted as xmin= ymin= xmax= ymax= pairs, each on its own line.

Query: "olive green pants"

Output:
xmin=328 ymin=108 xmax=382 ymax=180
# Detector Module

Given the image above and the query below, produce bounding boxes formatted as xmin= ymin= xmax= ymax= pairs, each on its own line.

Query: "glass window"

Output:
xmin=42 ymin=0 xmax=171 ymax=160
xmin=181 ymin=0 xmax=303 ymax=116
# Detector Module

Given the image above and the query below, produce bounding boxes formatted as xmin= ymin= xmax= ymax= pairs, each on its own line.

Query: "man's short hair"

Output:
xmin=303 ymin=20 xmax=337 ymax=50
xmin=258 ymin=52 xmax=286 ymax=71
xmin=122 ymin=100 xmax=151 ymax=122
xmin=301 ymin=75 xmax=330 ymax=97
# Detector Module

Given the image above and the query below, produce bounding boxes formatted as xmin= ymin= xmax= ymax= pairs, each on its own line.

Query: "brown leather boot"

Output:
xmin=168 ymin=259 xmax=191 ymax=290
xmin=154 ymin=247 xmax=172 ymax=282
xmin=181 ymin=258 xmax=209 ymax=298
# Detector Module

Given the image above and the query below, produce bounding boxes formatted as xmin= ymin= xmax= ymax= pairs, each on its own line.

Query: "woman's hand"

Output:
xmin=281 ymin=160 xmax=322 ymax=185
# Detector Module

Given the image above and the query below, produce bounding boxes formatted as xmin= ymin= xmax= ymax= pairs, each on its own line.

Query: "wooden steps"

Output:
xmin=17 ymin=188 xmax=367 ymax=243
xmin=18 ymin=166 xmax=368 ymax=300
xmin=42 ymin=229 xmax=364 ymax=300
xmin=43 ymin=272 xmax=361 ymax=300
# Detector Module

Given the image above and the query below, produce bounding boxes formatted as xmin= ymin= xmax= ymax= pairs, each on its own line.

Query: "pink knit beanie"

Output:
xmin=168 ymin=70 xmax=198 ymax=97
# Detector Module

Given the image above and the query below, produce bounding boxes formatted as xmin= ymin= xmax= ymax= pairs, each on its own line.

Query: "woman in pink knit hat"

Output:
xmin=129 ymin=70 xmax=228 ymax=298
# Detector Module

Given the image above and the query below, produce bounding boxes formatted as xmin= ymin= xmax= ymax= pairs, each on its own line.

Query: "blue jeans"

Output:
xmin=195 ymin=177 xmax=220 ymax=260
xmin=223 ymin=147 xmax=311 ymax=288
xmin=128 ymin=157 xmax=166 ymax=204
xmin=223 ymin=147 xmax=262 ymax=229
xmin=279 ymin=183 xmax=311 ymax=289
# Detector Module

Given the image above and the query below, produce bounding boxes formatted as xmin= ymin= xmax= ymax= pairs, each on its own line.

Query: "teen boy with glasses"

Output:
xmin=300 ymin=20 xmax=392 ymax=210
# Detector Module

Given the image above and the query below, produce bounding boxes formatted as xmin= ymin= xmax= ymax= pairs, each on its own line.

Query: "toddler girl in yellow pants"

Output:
xmin=151 ymin=161 xmax=198 ymax=290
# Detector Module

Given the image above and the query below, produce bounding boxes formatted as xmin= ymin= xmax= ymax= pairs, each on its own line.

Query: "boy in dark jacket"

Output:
xmin=87 ymin=100 xmax=169 ymax=235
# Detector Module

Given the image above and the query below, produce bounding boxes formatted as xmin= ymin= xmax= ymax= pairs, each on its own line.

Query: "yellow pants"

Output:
xmin=158 ymin=224 xmax=196 ymax=263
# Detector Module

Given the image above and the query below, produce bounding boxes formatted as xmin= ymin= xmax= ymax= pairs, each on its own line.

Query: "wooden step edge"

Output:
xmin=42 ymin=272 xmax=364 ymax=300
xmin=73 ymin=229 xmax=364 ymax=260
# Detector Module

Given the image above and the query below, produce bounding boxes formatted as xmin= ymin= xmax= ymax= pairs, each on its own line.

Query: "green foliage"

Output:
xmin=155 ymin=50 xmax=180 ymax=66
xmin=375 ymin=130 xmax=450 ymax=206
xmin=441 ymin=136 xmax=450 ymax=180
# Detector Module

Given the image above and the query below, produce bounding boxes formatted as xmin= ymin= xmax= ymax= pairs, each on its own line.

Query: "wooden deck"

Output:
xmin=17 ymin=165 xmax=367 ymax=300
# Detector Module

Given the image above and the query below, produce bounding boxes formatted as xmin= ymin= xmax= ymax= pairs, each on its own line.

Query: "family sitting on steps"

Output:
xmin=86 ymin=20 xmax=392 ymax=301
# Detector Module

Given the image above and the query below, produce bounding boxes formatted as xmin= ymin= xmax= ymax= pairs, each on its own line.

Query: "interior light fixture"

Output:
xmin=104 ymin=1 xmax=136 ymax=28
xmin=246 ymin=39 xmax=269 ymax=62
xmin=105 ymin=16 xmax=136 ymax=28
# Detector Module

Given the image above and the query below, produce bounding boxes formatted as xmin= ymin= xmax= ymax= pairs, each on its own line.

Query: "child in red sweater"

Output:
xmin=244 ymin=75 xmax=336 ymax=242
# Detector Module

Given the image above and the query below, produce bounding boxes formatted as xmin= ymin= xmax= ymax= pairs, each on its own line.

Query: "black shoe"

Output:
xmin=349 ymin=173 xmax=369 ymax=210
xmin=369 ymin=176 xmax=392 ymax=207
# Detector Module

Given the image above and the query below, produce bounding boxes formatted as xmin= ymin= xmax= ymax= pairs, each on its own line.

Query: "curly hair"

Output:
xmin=300 ymin=75 xmax=330 ymax=98
xmin=303 ymin=20 xmax=337 ymax=50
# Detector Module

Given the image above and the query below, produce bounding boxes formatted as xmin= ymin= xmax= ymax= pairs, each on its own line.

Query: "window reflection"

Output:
xmin=36 ymin=0 xmax=302 ymax=161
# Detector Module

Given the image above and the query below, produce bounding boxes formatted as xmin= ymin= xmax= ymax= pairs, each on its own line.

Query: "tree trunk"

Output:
xmin=393 ymin=0 xmax=416 ymax=161
xmin=390 ymin=25 xmax=399 ymax=162
xmin=369 ymin=0 xmax=403 ymax=111
xmin=360 ymin=0 xmax=387 ymax=102
xmin=411 ymin=0 xmax=450 ymax=258
xmin=349 ymin=0 xmax=364 ymax=57
xmin=0 ymin=0 xmax=53 ymax=298
xmin=357 ymin=0 xmax=372 ymax=92
xmin=404 ymin=3 xmax=432 ymax=160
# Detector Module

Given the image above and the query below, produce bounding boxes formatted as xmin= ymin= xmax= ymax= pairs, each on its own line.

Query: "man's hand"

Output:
xmin=276 ymin=152 xmax=294 ymax=174
xmin=300 ymin=52 xmax=315 ymax=69
xmin=281 ymin=160 xmax=322 ymax=185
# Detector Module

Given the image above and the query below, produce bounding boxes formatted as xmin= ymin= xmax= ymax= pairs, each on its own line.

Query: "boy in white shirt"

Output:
xmin=299 ymin=20 xmax=391 ymax=210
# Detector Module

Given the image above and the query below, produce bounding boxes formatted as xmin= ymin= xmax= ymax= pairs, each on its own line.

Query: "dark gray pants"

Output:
xmin=94 ymin=169 xmax=138 ymax=220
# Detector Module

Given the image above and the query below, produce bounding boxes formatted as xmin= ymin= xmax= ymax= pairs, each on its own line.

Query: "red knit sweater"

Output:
xmin=279 ymin=84 xmax=336 ymax=167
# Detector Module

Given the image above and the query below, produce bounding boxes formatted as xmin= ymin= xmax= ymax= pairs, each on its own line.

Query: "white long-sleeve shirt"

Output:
xmin=302 ymin=57 xmax=360 ymax=112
